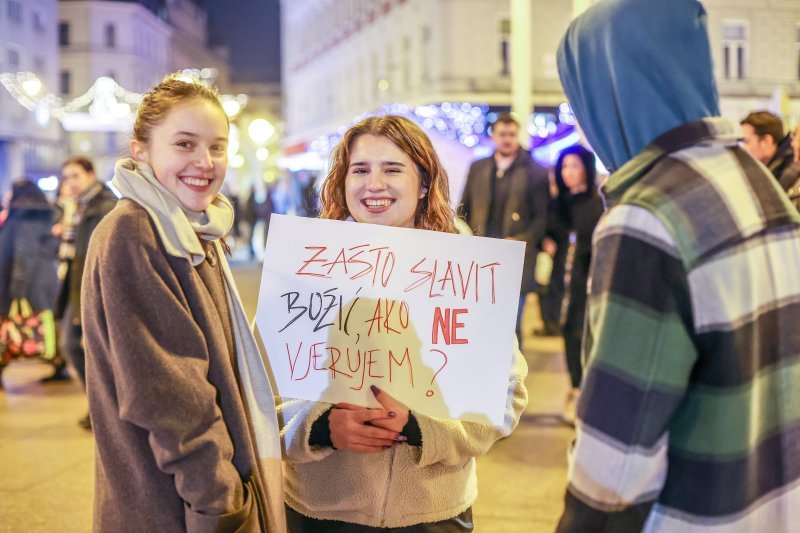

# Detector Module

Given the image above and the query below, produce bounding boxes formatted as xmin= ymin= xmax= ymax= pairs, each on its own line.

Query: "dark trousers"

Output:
xmin=540 ymin=247 xmax=567 ymax=326
xmin=516 ymin=293 xmax=528 ymax=338
xmin=563 ymin=275 xmax=588 ymax=389
xmin=61 ymin=304 xmax=86 ymax=387
xmin=285 ymin=505 xmax=473 ymax=532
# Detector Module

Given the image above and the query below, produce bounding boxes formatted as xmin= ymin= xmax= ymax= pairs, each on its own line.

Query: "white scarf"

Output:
xmin=112 ymin=158 xmax=286 ymax=532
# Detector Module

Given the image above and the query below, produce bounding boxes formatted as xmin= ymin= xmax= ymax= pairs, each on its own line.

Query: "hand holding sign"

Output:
xmin=328 ymin=402 xmax=402 ymax=453
xmin=255 ymin=215 xmax=525 ymax=426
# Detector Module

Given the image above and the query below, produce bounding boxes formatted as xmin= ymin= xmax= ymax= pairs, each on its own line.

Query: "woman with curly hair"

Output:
xmin=278 ymin=115 xmax=528 ymax=532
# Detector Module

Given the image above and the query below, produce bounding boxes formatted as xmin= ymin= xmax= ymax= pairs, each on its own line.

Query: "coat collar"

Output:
xmin=602 ymin=117 xmax=739 ymax=206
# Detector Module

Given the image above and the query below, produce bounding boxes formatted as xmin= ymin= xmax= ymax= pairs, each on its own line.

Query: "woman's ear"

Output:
xmin=130 ymin=139 xmax=148 ymax=162
xmin=419 ymin=187 xmax=428 ymax=199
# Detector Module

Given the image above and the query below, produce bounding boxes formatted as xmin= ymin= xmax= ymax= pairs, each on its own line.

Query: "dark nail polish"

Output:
xmin=388 ymin=411 xmax=396 ymax=418
xmin=370 ymin=384 xmax=380 ymax=395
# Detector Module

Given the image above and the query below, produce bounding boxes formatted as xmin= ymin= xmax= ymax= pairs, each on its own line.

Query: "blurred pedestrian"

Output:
xmin=0 ymin=179 xmax=63 ymax=386
xmin=460 ymin=114 xmax=550 ymax=339
xmin=534 ymin=169 xmax=567 ymax=338
xmin=740 ymin=111 xmax=800 ymax=191
xmin=54 ymin=156 xmax=117 ymax=429
xmin=787 ymin=124 xmax=800 ymax=210
xmin=81 ymin=74 xmax=284 ymax=532
xmin=278 ymin=115 xmax=528 ymax=531
xmin=556 ymin=0 xmax=800 ymax=530
xmin=552 ymin=145 xmax=603 ymax=424
xmin=51 ymin=175 xmax=79 ymax=282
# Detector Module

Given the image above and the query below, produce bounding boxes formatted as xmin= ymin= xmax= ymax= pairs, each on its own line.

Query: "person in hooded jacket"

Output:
xmin=556 ymin=0 xmax=800 ymax=531
xmin=0 ymin=179 xmax=62 ymax=385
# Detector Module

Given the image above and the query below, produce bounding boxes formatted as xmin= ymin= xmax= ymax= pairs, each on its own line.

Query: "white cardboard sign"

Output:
xmin=254 ymin=215 xmax=524 ymax=426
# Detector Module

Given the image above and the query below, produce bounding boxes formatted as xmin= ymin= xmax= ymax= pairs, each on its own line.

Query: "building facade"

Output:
xmin=281 ymin=0 xmax=800 ymax=195
xmin=281 ymin=0 xmax=572 ymax=145
xmin=56 ymin=0 xmax=234 ymax=179
xmin=57 ymin=0 xmax=171 ymax=178
xmin=0 ymin=0 xmax=63 ymax=188
xmin=166 ymin=0 xmax=230 ymax=90
xmin=705 ymin=0 xmax=800 ymax=123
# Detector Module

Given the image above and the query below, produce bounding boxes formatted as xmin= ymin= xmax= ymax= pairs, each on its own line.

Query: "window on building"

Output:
xmin=33 ymin=11 xmax=45 ymax=32
xmin=421 ymin=25 xmax=431 ymax=83
xmin=722 ymin=21 xmax=748 ymax=80
xmin=34 ymin=56 xmax=45 ymax=75
xmin=104 ymin=23 xmax=116 ymax=49
xmin=402 ymin=36 xmax=412 ymax=92
xmin=7 ymin=48 xmax=20 ymax=70
xmin=59 ymin=22 xmax=70 ymax=46
xmin=7 ymin=0 xmax=22 ymax=23
xmin=499 ymin=18 xmax=511 ymax=76
xmin=60 ymin=70 xmax=71 ymax=95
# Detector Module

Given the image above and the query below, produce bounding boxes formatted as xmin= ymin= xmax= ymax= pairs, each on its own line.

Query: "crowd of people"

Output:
xmin=2 ymin=0 xmax=800 ymax=531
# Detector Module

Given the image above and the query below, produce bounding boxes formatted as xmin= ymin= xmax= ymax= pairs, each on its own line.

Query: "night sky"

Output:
xmin=205 ymin=0 xmax=281 ymax=83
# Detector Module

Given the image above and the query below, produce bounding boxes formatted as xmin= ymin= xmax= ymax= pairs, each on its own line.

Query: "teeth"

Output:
xmin=183 ymin=177 xmax=210 ymax=187
xmin=365 ymin=199 xmax=392 ymax=207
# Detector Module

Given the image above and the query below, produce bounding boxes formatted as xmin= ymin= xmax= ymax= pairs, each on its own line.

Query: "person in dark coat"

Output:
xmin=0 ymin=179 xmax=62 ymax=385
xmin=740 ymin=111 xmax=800 ymax=192
xmin=552 ymin=145 xmax=604 ymax=423
xmin=535 ymin=170 xmax=569 ymax=337
xmin=53 ymin=156 xmax=117 ymax=428
xmin=461 ymin=114 xmax=550 ymax=338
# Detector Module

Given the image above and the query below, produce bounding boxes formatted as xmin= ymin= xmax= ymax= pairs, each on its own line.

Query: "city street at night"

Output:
xmin=3 ymin=0 xmax=800 ymax=531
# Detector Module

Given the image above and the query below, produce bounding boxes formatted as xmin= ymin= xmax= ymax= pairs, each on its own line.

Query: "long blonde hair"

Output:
xmin=320 ymin=115 xmax=456 ymax=233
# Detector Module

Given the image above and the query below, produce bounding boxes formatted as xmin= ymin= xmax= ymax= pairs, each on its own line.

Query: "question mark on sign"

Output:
xmin=426 ymin=349 xmax=448 ymax=397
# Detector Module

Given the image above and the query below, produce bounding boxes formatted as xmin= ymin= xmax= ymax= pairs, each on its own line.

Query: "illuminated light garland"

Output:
xmin=309 ymin=102 xmax=491 ymax=155
xmin=0 ymin=69 xmax=248 ymax=125
xmin=308 ymin=102 xmax=578 ymax=156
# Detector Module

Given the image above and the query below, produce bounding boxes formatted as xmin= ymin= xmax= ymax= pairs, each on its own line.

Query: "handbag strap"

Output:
xmin=18 ymin=298 xmax=32 ymax=317
xmin=8 ymin=298 xmax=33 ymax=319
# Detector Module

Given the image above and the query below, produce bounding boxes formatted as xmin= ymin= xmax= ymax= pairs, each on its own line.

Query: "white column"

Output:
xmin=572 ymin=0 xmax=591 ymax=17
xmin=510 ymin=0 xmax=532 ymax=148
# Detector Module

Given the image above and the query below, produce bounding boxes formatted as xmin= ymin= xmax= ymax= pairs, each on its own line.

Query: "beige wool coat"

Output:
xmin=82 ymin=200 xmax=279 ymax=532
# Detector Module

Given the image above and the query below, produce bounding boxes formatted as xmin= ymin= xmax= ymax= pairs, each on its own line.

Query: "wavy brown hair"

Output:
xmin=320 ymin=115 xmax=456 ymax=233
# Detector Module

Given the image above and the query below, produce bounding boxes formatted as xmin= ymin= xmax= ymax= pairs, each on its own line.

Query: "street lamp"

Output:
xmin=248 ymin=118 xmax=275 ymax=145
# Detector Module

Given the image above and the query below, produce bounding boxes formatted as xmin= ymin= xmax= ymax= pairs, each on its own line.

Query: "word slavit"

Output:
xmin=285 ymin=341 xmax=421 ymax=391
xmin=294 ymin=244 xmax=502 ymax=304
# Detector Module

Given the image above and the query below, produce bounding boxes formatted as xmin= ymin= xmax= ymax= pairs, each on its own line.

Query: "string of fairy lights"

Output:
xmin=0 ymin=68 xmax=249 ymax=129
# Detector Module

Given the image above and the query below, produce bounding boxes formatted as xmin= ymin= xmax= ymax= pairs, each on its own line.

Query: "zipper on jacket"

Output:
xmin=378 ymin=446 xmax=398 ymax=527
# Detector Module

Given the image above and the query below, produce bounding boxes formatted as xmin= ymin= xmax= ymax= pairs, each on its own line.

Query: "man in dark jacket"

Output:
xmin=54 ymin=157 xmax=117 ymax=429
xmin=740 ymin=111 xmax=800 ymax=192
xmin=460 ymin=114 xmax=549 ymax=338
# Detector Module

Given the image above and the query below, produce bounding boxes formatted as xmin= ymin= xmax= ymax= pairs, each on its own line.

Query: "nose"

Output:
xmin=365 ymin=168 xmax=387 ymax=191
xmin=194 ymin=149 xmax=214 ymax=170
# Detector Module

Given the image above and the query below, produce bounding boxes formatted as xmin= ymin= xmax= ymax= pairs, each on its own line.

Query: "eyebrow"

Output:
xmin=349 ymin=160 xmax=406 ymax=167
xmin=172 ymin=131 xmax=228 ymax=142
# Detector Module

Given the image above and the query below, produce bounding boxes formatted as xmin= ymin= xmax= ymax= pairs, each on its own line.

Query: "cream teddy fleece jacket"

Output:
xmin=277 ymin=339 xmax=528 ymax=528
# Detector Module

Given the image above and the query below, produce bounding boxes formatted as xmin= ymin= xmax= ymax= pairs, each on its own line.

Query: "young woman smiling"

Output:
xmin=278 ymin=115 xmax=529 ymax=532
xmin=81 ymin=74 xmax=284 ymax=532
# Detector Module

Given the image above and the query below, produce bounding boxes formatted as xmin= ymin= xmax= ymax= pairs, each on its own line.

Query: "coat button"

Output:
xmin=206 ymin=249 xmax=217 ymax=267
xmin=511 ymin=212 xmax=520 ymax=222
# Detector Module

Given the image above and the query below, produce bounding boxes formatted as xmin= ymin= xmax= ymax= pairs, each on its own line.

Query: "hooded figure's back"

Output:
xmin=555 ymin=1 xmax=800 ymax=531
